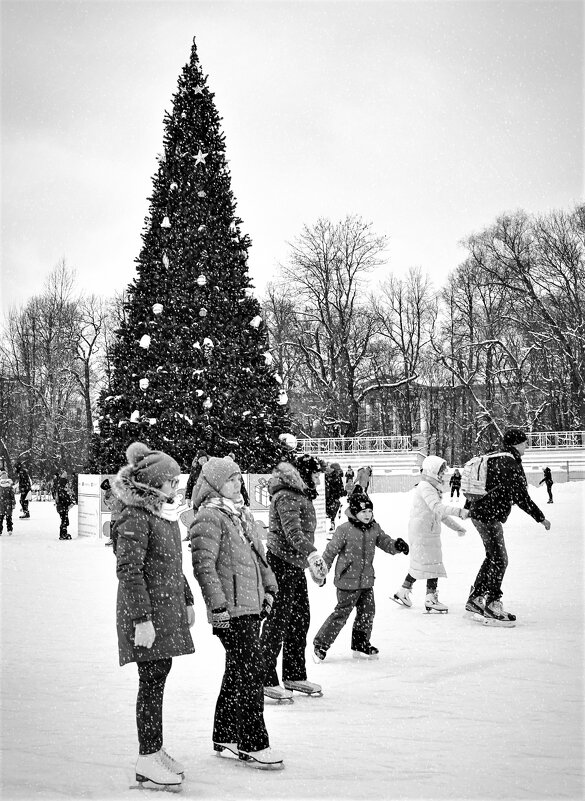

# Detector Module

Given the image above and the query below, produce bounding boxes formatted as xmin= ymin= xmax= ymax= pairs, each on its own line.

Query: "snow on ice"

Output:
xmin=1 ymin=482 xmax=583 ymax=800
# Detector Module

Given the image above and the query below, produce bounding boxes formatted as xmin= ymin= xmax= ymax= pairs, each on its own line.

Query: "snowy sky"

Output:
xmin=1 ymin=0 xmax=582 ymax=315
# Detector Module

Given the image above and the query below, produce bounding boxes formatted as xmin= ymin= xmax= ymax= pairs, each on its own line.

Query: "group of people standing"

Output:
xmin=110 ymin=427 xmax=553 ymax=790
xmin=0 ymin=463 xmax=32 ymax=535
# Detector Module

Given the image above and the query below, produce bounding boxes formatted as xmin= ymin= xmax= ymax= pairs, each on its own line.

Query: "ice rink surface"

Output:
xmin=1 ymin=481 xmax=583 ymax=800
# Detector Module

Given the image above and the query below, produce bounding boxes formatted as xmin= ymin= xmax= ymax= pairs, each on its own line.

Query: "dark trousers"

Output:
xmin=260 ymin=553 xmax=310 ymax=686
xmin=0 ymin=513 xmax=13 ymax=533
xmin=214 ymin=615 xmax=269 ymax=752
xmin=470 ymin=518 xmax=508 ymax=602
xmin=20 ymin=496 xmax=29 ymax=515
xmin=545 ymin=483 xmax=553 ymax=502
xmin=403 ymin=574 xmax=438 ymax=593
xmin=59 ymin=510 xmax=69 ymax=538
xmin=136 ymin=657 xmax=172 ymax=755
xmin=450 ymin=486 xmax=460 ymax=498
xmin=314 ymin=587 xmax=375 ymax=650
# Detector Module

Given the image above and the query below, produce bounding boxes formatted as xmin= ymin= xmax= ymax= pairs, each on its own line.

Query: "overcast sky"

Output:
xmin=1 ymin=0 xmax=582 ymax=315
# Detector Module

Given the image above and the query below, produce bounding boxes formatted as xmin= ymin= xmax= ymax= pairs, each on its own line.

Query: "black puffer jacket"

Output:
xmin=465 ymin=447 xmax=545 ymax=524
xmin=112 ymin=468 xmax=195 ymax=666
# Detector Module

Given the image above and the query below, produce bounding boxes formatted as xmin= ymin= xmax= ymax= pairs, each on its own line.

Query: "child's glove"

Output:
xmin=456 ymin=526 xmax=466 ymax=537
xmin=260 ymin=592 xmax=275 ymax=620
xmin=394 ymin=538 xmax=409 ymax=555
xmin=134 ymin=620 xmax=156 ymax=648
xmin=308 ymin=552 xmax=328 ymax=582
xmin=187 ymin=605 xmax=195 ymax=627
xmin=211 ymin=607 xmax=230 ymax=629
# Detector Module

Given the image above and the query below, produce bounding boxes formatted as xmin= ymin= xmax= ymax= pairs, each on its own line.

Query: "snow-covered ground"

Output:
xmin=1 ymin=482 xmax=584 ymax=801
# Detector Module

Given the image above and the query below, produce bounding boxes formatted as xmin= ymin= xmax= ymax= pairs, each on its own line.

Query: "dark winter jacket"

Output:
xmin=0 ymin=478 xmax=16 ymax=515
xmin=267 ymin=462 xmax=318 ymax=569
xmin=322 ymin=510 xmax=399 ymax=590
xmin=55 ymin=482 xmax=74 ymax=514
xmin=449 ymin=471 xmax=461 ymax=489
xmin=112 ymin=467 xmax=195 ymax=667
xmin=325 ymin=468 xmax=346 ymax=519
xmin=465 ymin=447 xmax=545 ymax=525
xmin=539 ymin=468 xmax=554 ymax=488
xmin=16 ymin=468 xmax=31 ymax=496
xmin=190 ymin=495 xmax=277 ymax=621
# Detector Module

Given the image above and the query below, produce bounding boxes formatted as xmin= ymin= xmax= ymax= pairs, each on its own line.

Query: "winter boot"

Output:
xmin=392 ymin=587 xmax=413 ymax=607
xmin=264 ymin=685 xmax=293 ymax=702
xmin=135 ymin=752 xmax=182 ymax=787
xmin=351 ymin=642 xmax=379 ymax=660
xmin=158 ymin=747 xmax=185 ymax=775
xmin=313 ymin=643 xmax=327 ymax=663
xmin=425 ymin=592 xmax=448 ymax=613
xmin=238 ymin=747 xmax=284 ymax=770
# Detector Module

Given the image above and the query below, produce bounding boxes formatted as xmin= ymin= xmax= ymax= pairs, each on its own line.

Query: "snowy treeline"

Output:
xmin=264 ymin=205 xmax=585 ymax=462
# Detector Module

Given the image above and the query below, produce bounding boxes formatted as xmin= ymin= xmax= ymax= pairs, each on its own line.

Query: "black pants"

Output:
xmin=314 ymin=587 xmax=375 ymax=650
xmin=450 ymin=486 xmax=460 ymax=498
xmin=136 ymin=658 xmax=172 ymax=755
xmin=403 ymin=574 xmax=438 ymax=593
xmin=260 ymin=553 xmax=310 ymax=686
xmin=0 ymin=513 xmax=13 ymax=533
xmin=20 ymin=496 xmax=29 ymax=515
xmin=545 ymin=482 xmax=553 ymax=502
xmin=59 ymin=510 xmax=69 ymax=538
xmin=470 ymin=518 xmax=508 ymax=602
xmin=214 ymin=615 xmax=269 ymax=752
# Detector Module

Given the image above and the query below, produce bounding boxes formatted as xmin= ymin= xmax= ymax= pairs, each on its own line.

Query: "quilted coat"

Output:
xmin=266 ymin=462 xmax=318 ymax=569
xmin=190 ymin=491 xmax=277 ymax=621
xmin=407 ymin=477 xmax=466 ymax=580
xmin=322 ymin=510 xmax=399 ymax=590
xmin=112 ymin=468 xmax=195 ymax=666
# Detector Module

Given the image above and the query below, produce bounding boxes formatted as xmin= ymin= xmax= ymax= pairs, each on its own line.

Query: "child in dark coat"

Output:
xmin=313 ymin=488 xmax=409 ymax=660
xmin=0 ymin=471 xmax=16 ymax=535
xmin=55 ymin=474 xmax=74 ymax=540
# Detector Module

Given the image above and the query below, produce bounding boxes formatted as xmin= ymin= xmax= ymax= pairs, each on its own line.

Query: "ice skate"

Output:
xmin=238 ymin=746 xmax=284 ymax=770
xmin=351 ymin=642 xmax=379 ymax=660
xmin=483 ymin=599 xmax=516 ymax=625
xmin=263 ymin=685 xmax=294 ymax=704
xmin=213 ymin=742 xmax=239 ymax=758
xmin=312 ymin=644 xmax=327 ymax=663
xmin=159 ymin=747 xmax=185 ymax=775
xmin=283 ymin=679 xmax=323 ymax=697
xmin=135 ymin=752 xmax=182 ymax=789
xmin=465 ymin=587 xmax=486 ymax=616
xmin=392 ymin=587 xmax=412 ymax=607
xmin=425 ymin=592 xmax=448 ymax=614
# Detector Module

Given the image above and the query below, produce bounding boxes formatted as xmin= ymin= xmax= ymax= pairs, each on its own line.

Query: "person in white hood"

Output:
xmin=392 ymin=456 xmax=469 ymax=613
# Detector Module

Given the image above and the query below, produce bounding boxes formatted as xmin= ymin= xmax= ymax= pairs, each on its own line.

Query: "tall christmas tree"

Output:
xmin=91 ymin=38 xmax=291 ymax=473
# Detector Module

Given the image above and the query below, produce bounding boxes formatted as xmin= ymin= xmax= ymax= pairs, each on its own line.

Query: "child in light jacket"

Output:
xmin=393 ymin=455 xmax=468 ymax=613
xmin=313 ymin=488 xmax=409 ymax=661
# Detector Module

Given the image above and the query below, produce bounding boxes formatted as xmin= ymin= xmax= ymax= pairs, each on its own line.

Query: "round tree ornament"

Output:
xmin=139 ymin=335 xmax=151 ymax=349
xmin=196 ymin=274 xmax=207 ymax=287
xmin=199 ymin=308 xmax=207 ymax=318
xmin=152 ymin=303 xmax=163 ymax=315
xmin=139 ymin=378 xmax=149 ymax=391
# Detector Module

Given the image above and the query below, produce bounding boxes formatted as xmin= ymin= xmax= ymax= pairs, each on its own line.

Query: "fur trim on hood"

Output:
xmin=267 ymin=461 xmax=307 ymax=496
xmin=111 ymin=465 xmax=166 ymax=514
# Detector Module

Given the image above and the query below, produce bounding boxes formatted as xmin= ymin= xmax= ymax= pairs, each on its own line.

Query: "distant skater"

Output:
xmin=539 ymin=467 xmax=554 ymax=503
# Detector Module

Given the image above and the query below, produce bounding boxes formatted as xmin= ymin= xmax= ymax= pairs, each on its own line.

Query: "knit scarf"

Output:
xmin=157 ymin=495 xmax=182 ymax=521
xmin=203 ymin=495 xmax=268 ymax=568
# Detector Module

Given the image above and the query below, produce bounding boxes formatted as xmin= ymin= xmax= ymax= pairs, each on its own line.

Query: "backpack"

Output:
xmin=460 ymin=452 xmax=513 ymax=498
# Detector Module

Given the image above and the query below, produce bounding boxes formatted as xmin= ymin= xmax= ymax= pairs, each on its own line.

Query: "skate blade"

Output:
xmin=391 ymin=597 xmax=412 ymax=608
xmin=284 ymin=684 xmax=323 ymax=697
xmin=424 ymin=608 xmax=448 ymax=614
xmin=464 ymin=611 xmax=515 ymax=627
xmin=351 ymin=651 xmax=379 ymax=660
xmin=263 ymin=694 xmax=294 ymax=704
xmin=239 ymin=755 xmax=284 ymax=770
xmin=133 ymin=776 xmax=182 ymax=792
xmin=213 ymin=744 xmax=239 ymax=758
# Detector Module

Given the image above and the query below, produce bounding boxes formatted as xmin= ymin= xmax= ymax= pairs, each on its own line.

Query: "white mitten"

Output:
xmin=308 ymin=552 xmax=328 ymax=582
xmin=134 ymin=620 xmax=156 ymax=648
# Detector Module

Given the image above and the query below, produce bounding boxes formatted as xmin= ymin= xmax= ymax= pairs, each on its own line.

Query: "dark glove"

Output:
xmin=260 ymin=592 xmax=275 ymax=620
xmin=395 ymin=538 xmax=409 ymax=555
xmin=211 ymin=607 xmax=230 ymax=629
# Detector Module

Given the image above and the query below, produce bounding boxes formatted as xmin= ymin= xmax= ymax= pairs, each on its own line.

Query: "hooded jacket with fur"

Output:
xmin=112 ymin=466 xmax=195 ymax=666
xmin=267 ymin=462 xmax=318 ymax=569
xmin=322 ymin=508 xmax=399 ymax=590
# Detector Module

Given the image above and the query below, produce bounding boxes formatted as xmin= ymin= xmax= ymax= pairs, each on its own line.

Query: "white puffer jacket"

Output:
xmin=407 ymin=456 xmax=466 ymax=580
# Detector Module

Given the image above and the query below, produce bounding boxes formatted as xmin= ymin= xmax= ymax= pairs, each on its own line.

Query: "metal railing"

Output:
xmin=297 ymin=436 xmax=413 ymax=454
xmin=527 ymin=431 xmax=585 ymax=449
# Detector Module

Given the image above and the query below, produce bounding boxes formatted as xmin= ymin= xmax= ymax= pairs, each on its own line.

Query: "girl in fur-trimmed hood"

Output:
xmin=112 ymin=442 xmax=195 ymax=788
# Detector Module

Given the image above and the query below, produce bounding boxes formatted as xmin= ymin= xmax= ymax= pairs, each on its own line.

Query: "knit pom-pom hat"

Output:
xmin=126 ymin=442 xmax=181 ymax=489
xmin=348 ymin=486 xmax=374 ymax=516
